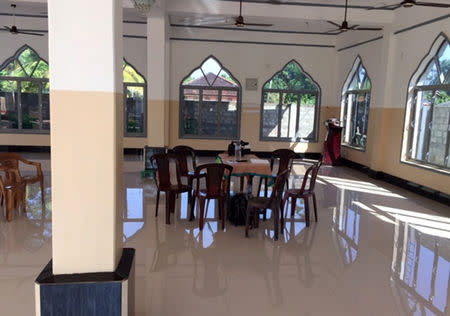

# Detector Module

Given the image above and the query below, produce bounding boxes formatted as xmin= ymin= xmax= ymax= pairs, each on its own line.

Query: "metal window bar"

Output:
xmin=261 ymin=89 xmax=319 ymax=141
xmin=422 ymin=90 xmax=435 ymax=164
xmin=0 ymin=77 xmax=49 ymax=134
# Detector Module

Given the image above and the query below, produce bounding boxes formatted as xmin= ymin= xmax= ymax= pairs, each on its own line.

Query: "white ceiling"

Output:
xmin=0 ymin=0 xmax=448 ymax=32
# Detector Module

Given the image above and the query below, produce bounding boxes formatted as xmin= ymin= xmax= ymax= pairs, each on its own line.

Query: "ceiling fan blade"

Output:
xmin=350 ymin=25 xmax=359 ymax=29
xmin=178 ymin=17 xmax=231 ymax=26
xmin=354 ymin=27 xmax=383 ymax=31
xmin=3 ymin=26 xmax=11 ymax=31
xmin=17 ymin=31 xmax=44 ymax=36
xmin=326 ymin=20 xmax=341 ymax=27
xmin=242 ymin=22 xmax=273 ymax=27
xmin=415 ymin=2 xmax=450 ymax=8
xmin=367 ymin=3 xmax=402 ymax=10
xmin=325 ymin=28 xmax=341 ymax=34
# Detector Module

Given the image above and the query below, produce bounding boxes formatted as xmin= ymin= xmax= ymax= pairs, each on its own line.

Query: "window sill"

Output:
xmin=180 ymin=135 xmax=237 ymax=141
xmin=260 ymin=137 xmax=318 ymax=143
xmin=0 ymin=130 xmax=50 ymax=135
xmin=401 ymin=159 xmax=450 ymax=176
xmin=342 ymin=143 xmax=366 ymax=152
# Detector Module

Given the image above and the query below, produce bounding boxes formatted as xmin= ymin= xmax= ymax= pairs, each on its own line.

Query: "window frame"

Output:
xmin=260 ymin=60 xmax=321 ymax=143
xmin=340 ymin=56 xmax=372 ymax=151
xmin=179 ymin=55 xmax=242 ymax=140
xmin=401 ymin=33 xmax=450 ymax=173
xmin=123 ymin=59 xmax=148 ymax=138
xmin=0 ymin=45 xmax=49 ymax=134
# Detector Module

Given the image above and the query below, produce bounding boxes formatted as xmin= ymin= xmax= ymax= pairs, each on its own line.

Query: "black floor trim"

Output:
xmin=342 ymin=158 xmax=450 ymax=206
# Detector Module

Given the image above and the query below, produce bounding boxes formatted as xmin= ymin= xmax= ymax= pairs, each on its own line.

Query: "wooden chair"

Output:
xmin=192 ymin=163 xmax=233 ymax=230
xmin=151 ymin=153 xmax=192 ymax=225
xmin=172 ymin=146 xmax=199 ymax=216
xmin=257 ymin=149 xmax=295 ymax=198
xmin=281 ymin=161 xmax=322 ymax=227
xmin=0 ymin=153 xmax=44 ymax=208
xmin=245 ymin=169 xmax=289 ymax=240
xmin=0 ymin=172 xmax=26 ymax=222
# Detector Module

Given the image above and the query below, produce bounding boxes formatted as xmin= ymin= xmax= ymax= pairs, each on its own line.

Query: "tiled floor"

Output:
xmin=0 ymin=154 xmax=449 ymax=316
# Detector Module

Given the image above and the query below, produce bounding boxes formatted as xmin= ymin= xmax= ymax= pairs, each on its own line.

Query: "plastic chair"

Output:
xmin=0 ymin=171 xmax=25 ymax=221
xmin=245 ymin=169 xmax=289 ymax=240
xmin=282 ymin=161 xmax=322 ymax=227
xmin=151 ymin=153 xmax=191 ymax=225
xmin=0 ymin=153 xmax=44 ymax=208
xmin=192 ymin=163 xmax=233 ymax=230
xmin=257 ymin=149 xmax=295 ymax=199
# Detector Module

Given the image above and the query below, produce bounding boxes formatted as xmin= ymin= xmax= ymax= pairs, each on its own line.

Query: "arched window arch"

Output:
xmin=180 ymin=56 xmax=241 ymax=139
xmin=261 ymin=60 xmax=320 ymax=142
xmin=340 ymin=56 xmax=371 ymax=150
xmin=402 ymin=33 xmax=450 ymax=170
xmin=0 ymin=45 xmax=49 ymax=132
xmin=123 ymin=59 xmax=147 ymax=137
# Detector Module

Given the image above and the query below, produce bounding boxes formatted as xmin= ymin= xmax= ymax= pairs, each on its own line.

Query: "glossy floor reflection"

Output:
xmin=0 ymin=155 xmax=449 ymax=316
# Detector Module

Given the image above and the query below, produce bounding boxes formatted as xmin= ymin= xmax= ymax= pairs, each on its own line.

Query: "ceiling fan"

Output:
xmin=368 ymin=0 xmax=450 ymax=10
xmin=181 ymin=0 xmax=273 ymax=27
xmin=326 ymin=0 xmax=383 ymax=34
xmin=2 ymin=4 xmax=44 ymax=36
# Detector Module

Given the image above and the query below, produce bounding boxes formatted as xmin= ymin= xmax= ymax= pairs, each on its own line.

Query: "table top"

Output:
xmin=218 ymin=153 xmax=272 ymax=177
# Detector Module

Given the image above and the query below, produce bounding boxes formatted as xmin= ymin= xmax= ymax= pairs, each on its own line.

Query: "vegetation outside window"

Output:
xmin=260 ymin=60 xmax=320 ymax=142
xmin=340 ymin=57 xmax=371 ymax=150
xmin=123 ymin=59 xmax=147 ymax=137
xmin=403 ymin=34 xmax=450 ymax=171
xmin=0 ymin=47 xmax=148 ymax=137
xmin=0 ymin=46 xmax=49 ymax=133
xmin=180 ymin=56 xmax=241 ymax=139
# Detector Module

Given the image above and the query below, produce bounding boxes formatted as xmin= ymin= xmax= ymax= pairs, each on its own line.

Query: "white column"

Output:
xmin=48 ymin=0 xmax=123 ymax=274
xmin=147 ymin=0 xmax=170 ymax=147
xmin=370 ymin=26 xmax=396 ymax=171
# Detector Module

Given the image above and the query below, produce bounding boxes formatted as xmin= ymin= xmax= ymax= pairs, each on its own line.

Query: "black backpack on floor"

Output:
xmin=227 ymin=193 xmax=249 ymax=226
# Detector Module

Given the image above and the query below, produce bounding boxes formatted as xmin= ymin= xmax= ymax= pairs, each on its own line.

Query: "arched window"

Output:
xmin=180 ymin=56 xmax=241 ymax=139
xmin=123 ymin=59 xmax=147 ymax=137
xmin=403 ymin=34 xmax=450 ymax=170
xmin=261 ymin=60 xmax=320 ymax=142
xmin=0 ymin=48 xmax=147 ymax=137
xmin=0 ymin=46 xmax=49 ymax=132
xmin=340 ymin=57 xmax=371 ymax=150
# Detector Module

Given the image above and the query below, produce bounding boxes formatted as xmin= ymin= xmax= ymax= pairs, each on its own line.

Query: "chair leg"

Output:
xmin=264 ymin=178 xmax=268 ymax=198
xmin=165 ymin=192 xmax=171 ymax=225
xmin=6 ymin=190 xmax=13 ymax=222
xmin=190 ymin=194 xmax=196 ymax=221
xmin=155 ymin=189 xmax=160 ymax=217
xmin=304 ymin=196 xmax=310 ymax=227
xmin=199 ymin=197 xmax=206 ymax=230
xmin=245 ymin=206 xmax=252 ymax=237
xmin=280 ymin=203 xmax=285 ymax=231
xmin=188 ymin=176 xmax=193 ymax=217
xmin=291 ymin=196 xmax=297 ymax=217
xmin=282 ymin=193 xmax=289 ymax=215
xmin=312 ymin=193 xmax=318 ymax=222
